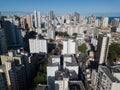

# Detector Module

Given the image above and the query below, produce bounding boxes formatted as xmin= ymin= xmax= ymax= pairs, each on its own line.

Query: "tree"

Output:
xmin=29 ymin=31 xmax=37 ymax=37
xmin=63 ymin=32 xmax=69 ymax=37
xmin=84 ymin=31 xmax=86 ymax=34
xmin=58 ymin=43 xmax=63 ymax=50
xmin=42 ymin=29 xmax=47 ymax=33
xmin=49 ymin=39 xmax=54 ymax=42
xmin=78 ymin=43 xmax=87 ymax=53
xmin=57 ymin=31 xmax=69 ymax=37
xmin=34 ymin=63 xmax=47 ymax=84
xmin=72 ymin=33 xmax=77 ymax=37
xmin=72 ymin=33 xmax=78 ymax=39
xmin=108 ymin=43 xmax=120 ymax=65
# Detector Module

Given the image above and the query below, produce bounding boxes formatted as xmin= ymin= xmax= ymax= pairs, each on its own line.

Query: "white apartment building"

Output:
xmin=95 ymin=19 xmax=101 ymax=27
xmin=76 ymin=33 xmax=85 ymax=45
xmin=102 ymin=16 xmax=109 ymax=27
xmin=33 ymin=11 xmax=41 ymax=28
xmin=116 ymin=26 xmax=120 ymax=32
xmin=47 ymin=55 xmax=79 ymax=90
xmin=47 ymin=24 xmax=55 ymax=40
xmin=55 ymin=70 xmax=85 ymax=90
xmin=47 ymin=55 xmax=61 ymax=90
xmin=99 ymin=36 xmax=109 ymax=65
xmin=29 ymin=38 xmax=47 ymax=54
xmin=62 ymin=39 xmax=77 ymax=55
xmin=96 ymin=65 xmax=120 ymax=90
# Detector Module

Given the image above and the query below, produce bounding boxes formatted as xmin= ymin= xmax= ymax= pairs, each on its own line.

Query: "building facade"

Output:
xmin=29 ymin=38 xmax=47 ymax=54
xmin=47 ymin=55 xmax=79 ymax=90
xmin=0 ymin=28 xmax=7 ymax=54
xmin=62 ymin=39 xmax=77 ymax=55
xmin=96 ymin=65 xmax=120 ymax=90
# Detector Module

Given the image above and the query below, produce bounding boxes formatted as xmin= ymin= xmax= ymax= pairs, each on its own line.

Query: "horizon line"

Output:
xmin=1 ymin=10 xmax=120 ymax=17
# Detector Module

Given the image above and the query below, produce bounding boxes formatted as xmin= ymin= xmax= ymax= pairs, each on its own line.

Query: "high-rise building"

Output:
xmin=1 ymin=51 xmax=22 ymax=65
xmin=101 ymin=16 xmax=109 ymax=27
xmin=26 ymin=15 xmax=33 ymax=29
xmin=96 ymin=65 xmax=120 ymax=90
xmin=29 ymin=38 xmax=47 ymax=54
xmin=9 ymin=65 xmax=27 ymax=90
xmin=47 ymin=55 xmax=60 ymax=90
xmin=0 ymin=65 xmax=7 ymax=90
xmin=0 ymin=50 xmax=31 ymax=82
xmin=33 ymin=11 xmax=41 ymax=28
xmin=47 ymin=55 xmax=79 ymax=90
xmin=88 ymin=16 xmax=94 ymax=24
xmin=0 ymin=16 xmax=3 ymax=28
xmin=55 ymin=69 xmax=85 ymax=90
xmin=111 ymin=18 xmax=119 ymax=27
xmin=49 ymin=11 xmax=55 ymax=20
xmin=95 ymin=19 xmax=101 ymax=27
xmin=14 ymin=26 xmax=23 ymax=46
xmin=74 ymin=12 xmax=80 ymax=23
xmin=99 ymin=36 xmax=109 ymax=65
xmin=47 ymin=24 xmax=55 ymax=40
xmin=20 ymin=17 xmax=26 ymax=29
xmin=3 ymin=18 xmax=23 ymax=49
xmin=5 ymin=61 xmax=15 ymax=90
xmin=3 ymin=18 xmax=17 ymax=48
xmin=0 ymin=28 xmax=7 ymax=54
xmin=76 ymin=33 xmax=85 ymax=45
xmin=62 ymin=39 xmax=77 ymax=55
xmin=0 ymin=50 xmax=34 ymax=90
xmin=116 ymin=26 xmax=120 ymax=32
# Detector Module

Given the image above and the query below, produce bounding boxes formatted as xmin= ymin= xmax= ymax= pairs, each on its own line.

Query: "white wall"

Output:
xmin=62 ymin=39 xmax=77 ymax=55
xmin=29 ymin=39 xmax=47 ymax=53
xmin=111 ymin=83 xmax=120 ymax=90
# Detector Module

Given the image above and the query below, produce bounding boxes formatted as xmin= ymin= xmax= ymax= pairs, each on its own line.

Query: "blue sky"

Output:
xmin=0 ymin=0 xmax=120 ymax=16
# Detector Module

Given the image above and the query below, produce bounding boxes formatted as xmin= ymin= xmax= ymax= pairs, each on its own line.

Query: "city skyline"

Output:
xmin=0 ymin=0 xmax=120 ymax=16
xmin=1 ymin=1 xmax=120 ymax=90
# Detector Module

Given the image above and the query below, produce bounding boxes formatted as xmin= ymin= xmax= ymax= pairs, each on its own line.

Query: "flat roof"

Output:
xmin=35 ymin=84 xmax=49 ymax=90
xmin=64 ymin=54 xmax=78 ymax=66
xmin=99 ymin=65 xmax=120 ymax=82
xmin=69 ymin=81 xmax=85 ymax=90
xmin=55 ymin=69 xmax=78 ymax=80
xmin=111 ymin=65 xmax=120 ymax=73
xmin=47 ymin=55 xmax=78 ymax=66
xmin=47 ymin=55 xmax=61 ymax=66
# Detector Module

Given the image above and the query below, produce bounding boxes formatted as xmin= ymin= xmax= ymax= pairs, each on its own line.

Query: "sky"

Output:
xmin=0 ymin=0 xmax=120 ymax=16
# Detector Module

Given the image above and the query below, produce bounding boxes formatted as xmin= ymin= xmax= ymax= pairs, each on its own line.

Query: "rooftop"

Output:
xmin=111 ymin=65 xmax=120 ymax=73
xmin=64 ymin=54 xmax=78 ymax=66
xmin=99 ymin=65 xmax=120 ymax=82
xmin=34 ymin=84 xmax=49 ymax=90
xmin=69 ymin=81 xmax=85 ymax=90
xmin=55 ymin=69 xmax=69 ymax=80
xmin=0 ymin=65 xmax=5 ymax=72
xmin=47 ymin=55 xmax=61 ymax=66
xmin=47 ymin=55 xmax=78 ymax=66
xmin=55 ymin=69 xmax=78 ymax=80
xmin=14 ymin=65 xmax=24 ymax=71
